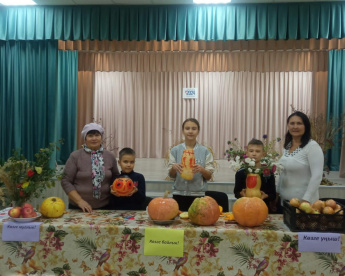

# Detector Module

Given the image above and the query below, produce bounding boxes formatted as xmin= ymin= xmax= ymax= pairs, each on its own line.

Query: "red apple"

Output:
xmin=8 ymin=207 xmax=22 ymax=218
xmin=334 ymin=204 xmax=342 ymax=212
xmin=299 ymin=202 xmax=313 ymax=213
xmin=325 ymin=199 xmax=337 ymax=209
xmin=21 ymin=207 xmax=34 ymax=218
xmin=323 ymin=206 xmax=335 ymax=214
xmin=312 ymin=200 xmax=325 ymax=212
xmin=22 ymin=202 xmax=34 ymax=210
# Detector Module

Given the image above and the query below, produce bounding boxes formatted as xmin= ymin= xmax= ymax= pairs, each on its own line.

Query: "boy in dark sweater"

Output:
xmin=109 ymin=148 xmax=146 ymax=210
xmin=233 ymin=139 xmax=277 ymax=212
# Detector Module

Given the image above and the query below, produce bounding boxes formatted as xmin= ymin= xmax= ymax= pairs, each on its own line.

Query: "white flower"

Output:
xmin=229 ymin=160 xmax=242 ymax=172
xmin=255 ymin=169 xmax=260 ymax=173
xmin=244 ymin=158 xmax=252 ymax=163
xmin=248 ymin=168 xmax=253 ymax=173
xmin=235 ymin=155 xmax=240 ymax=161
xmin=249 ymin=161 xmax=255 ymax=167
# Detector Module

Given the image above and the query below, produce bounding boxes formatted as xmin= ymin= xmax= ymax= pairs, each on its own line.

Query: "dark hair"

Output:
xmin=86 ymin=130 xmax=101 ymax=136
xmin=182 ymin=118 xmax=200 ymax=130
xmin=247 ymin=139 xmax=264 ymax=150
xmin=283 ymin=111 xmax=311 ymax=149
xmin=119 ymin=147 xmax=136 ymax=160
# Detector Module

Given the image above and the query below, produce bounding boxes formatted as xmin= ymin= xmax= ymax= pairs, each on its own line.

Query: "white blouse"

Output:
xmin=278 ymin=139 xmax=324 ymax=203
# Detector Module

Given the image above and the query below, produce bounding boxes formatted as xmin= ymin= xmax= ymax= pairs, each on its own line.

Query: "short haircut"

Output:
xmin=119 ymin=147 xmax=136 ymax=160
xmin=247 ymin=139 xmax=264 ymax=150
xmin=182 ymin=118 xmax=200 ymax=130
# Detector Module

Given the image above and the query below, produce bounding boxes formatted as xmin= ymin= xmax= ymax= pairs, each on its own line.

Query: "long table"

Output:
xmin=0 ymin=209 xmax=344 ymax=276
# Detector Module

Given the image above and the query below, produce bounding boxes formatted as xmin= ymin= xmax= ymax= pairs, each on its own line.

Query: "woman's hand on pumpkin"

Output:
xmin=77 ymin=199 xmax=93 ymax=213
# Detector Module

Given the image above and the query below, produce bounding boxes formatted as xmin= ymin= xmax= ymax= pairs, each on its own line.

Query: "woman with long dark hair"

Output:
xmin=278 ymin=111 xmax=324 ymax=203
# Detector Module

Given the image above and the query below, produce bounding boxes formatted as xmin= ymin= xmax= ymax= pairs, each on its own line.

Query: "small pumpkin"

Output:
xmin=112 ymin=177 xmax=134 ymax=196
xmin=232 ymin=197 xmax=268 ymax=227
xmin=147 ymin=191 xmax=179 ymax=221
xmin=40 ymin=197 xmax=65 ymax=218
xmin=188 ymin=196 xmax=220 ymax=226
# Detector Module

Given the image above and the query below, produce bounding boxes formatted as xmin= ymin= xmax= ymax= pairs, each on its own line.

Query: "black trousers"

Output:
xmin=173 ymin=195 xmax=201 ymax=211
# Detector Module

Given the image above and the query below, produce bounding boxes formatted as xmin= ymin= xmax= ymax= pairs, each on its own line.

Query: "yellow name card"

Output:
xmin=144 ymin=227 xmax=184 ymax=257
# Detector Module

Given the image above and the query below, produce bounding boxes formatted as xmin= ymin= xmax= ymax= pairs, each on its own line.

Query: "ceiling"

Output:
xmin=19 ymin=0 xmax=344 ymax=5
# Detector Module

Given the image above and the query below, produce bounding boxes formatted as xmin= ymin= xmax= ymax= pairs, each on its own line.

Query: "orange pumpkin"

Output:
xmin=188 ymin=196 xmax=220 ymax=226
xmin=112 ymin=178 xmax=134 ymax=196
xmin=147 ymin=191 xmax=179 ymax=221
xmin=232 ymin=197 xmax=268 ymax=227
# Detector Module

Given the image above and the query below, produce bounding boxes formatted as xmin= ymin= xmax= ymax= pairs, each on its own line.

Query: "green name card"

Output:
xmin=144 ymin=227 xmax=184 ymax=257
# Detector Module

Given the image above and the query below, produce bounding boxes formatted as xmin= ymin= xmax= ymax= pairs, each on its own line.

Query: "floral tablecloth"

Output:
xmin=0 ymin=209 xmax=344 ymax=276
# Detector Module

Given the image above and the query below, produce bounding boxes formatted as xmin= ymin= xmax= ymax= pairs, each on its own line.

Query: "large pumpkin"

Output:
xmin=188 ymin=196 xmax=220 ymax=226
xmin=40 ymin=197 xmax=65 ymax=218
xmin=112 ymin=178 xmax=134 ymax=196
xmin=147 ymin=191 xmax=179 ymax=220
xmin=232 ymin=197 xmax=268 ymax=227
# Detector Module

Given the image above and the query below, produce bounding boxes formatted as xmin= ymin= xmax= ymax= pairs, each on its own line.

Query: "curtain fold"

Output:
xmin=77 ymin=51 xmax=328 ymax=159
xmin=92 ymin=71 xmax=320 ymax=159
xmin=56 ymin=50 xmax=78 ymax=164
xmin=2 ymin=3 xmax=345 ymax=41
xmin=76 ymin=71 xmax=94 ymax=150
xmin=327 ymin=50 xmax=345 ymax=173
xmin=78 ymin=51 xmax=328 ymax=73
xmin=0 ymin=40 xmax=58 ymax=161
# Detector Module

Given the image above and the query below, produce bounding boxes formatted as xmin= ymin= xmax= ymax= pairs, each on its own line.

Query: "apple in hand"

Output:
xmin=8 ymin=207 xmax=22 ymax=218
xmin=21 ymin=207 xmax=35 ymax=218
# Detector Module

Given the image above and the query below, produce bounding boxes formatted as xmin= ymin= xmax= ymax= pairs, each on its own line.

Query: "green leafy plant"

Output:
xmin=0 ymin=141 xmax=62 ymax=206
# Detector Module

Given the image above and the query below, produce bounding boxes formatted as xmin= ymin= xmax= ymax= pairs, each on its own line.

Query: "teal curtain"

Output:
xmin=0 ymin=40 xmax=57 ymax=161
xmin=56 ymin=50 xmax=78 ymax=164
xmin=326 ymin=50 xmax=345 ymax=171
xmin=1 ymin=3 xmax=345 ymax=41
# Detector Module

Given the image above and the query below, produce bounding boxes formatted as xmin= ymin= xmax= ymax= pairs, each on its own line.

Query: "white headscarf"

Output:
xmin=81 ymin=123 xmax=104 ymax=140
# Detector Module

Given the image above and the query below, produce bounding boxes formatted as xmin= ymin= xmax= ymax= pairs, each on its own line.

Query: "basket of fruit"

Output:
xmin=283 ymin=198 xmax=345 ymax=233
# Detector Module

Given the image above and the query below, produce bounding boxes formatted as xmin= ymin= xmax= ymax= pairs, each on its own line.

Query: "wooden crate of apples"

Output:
xmin=283 ymin=198 xmax=345 ymax=233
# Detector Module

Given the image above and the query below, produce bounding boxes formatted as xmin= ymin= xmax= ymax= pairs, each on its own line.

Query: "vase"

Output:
xmin=245 ymin=173 xmax=262 ymax=198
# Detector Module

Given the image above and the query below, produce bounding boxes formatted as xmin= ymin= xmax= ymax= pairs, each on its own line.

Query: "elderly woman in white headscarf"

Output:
xmin=61 ymin=123 xmax=119 ymax=212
